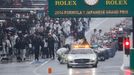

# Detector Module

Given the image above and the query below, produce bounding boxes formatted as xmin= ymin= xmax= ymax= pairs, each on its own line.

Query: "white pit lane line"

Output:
xmin=33 ymin=59 xmax=51 ymax=75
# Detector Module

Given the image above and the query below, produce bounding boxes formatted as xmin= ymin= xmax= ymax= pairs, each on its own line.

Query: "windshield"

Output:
xmin=69 ymin=49 xmax=94 ymax=54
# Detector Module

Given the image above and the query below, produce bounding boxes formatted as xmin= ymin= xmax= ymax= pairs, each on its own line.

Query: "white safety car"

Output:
xmin=67 ymin=47 xmax=98 ymax=68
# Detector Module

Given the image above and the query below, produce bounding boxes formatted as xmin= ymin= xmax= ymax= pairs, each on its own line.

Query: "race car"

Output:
xmin=67 ymin=48 xmax=98 ymax=68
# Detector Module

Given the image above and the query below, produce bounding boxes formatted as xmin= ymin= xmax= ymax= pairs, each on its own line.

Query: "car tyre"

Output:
xmin=102 ymin=57 xmax=105 ymax=61
xmin=60 ymin=61 xmax=63 ymax=64
xmin=93 ymin=63 xmax=98 ymax=68
xmin=67 ymin=64 xmax=72 ymax=68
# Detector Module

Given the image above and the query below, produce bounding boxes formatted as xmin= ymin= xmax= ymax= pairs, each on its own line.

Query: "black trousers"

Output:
xmin=49 ymin=47 xmax=55 ymax=58
xmin=41 ymin=47 xmax=49 ymax=58
xmin=34 ymin=48 xmax=39 ymax=61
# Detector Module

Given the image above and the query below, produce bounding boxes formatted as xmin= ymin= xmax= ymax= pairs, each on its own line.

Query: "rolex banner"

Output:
xmin=48 ymin=0 xmax=134 ymax=17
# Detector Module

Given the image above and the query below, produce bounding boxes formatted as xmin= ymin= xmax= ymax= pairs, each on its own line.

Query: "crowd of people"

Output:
xmin=0 ymin=14 xmax=91 ymax=62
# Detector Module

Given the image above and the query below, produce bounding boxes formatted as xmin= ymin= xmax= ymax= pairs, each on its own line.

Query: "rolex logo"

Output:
xmin=85 ymin=0 xmax=99 ymax=6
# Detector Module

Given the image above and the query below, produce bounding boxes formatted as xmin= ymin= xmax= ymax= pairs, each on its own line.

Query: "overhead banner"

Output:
xmin=48 ymin=0 xmax=134 ymax=17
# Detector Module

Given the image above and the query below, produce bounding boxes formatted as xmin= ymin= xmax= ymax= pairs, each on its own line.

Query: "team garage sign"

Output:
xmin=48 ymin=0 xmax=134 ymax=17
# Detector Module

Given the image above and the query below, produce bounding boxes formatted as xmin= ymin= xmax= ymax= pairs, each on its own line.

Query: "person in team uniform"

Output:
xmin=32 ymin=33 xmax=42 ymax=61
xmin=47 ymin=33 xmax=55 ymax=59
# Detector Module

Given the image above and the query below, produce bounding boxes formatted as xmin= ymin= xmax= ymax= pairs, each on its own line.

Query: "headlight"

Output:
xmin=91 ymin=57 xmax=96 ymax=60
xmin=68 ymin=56 xmax=73 ymax=61
xmin=90 ymin=55 xmax=97 ymax=60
